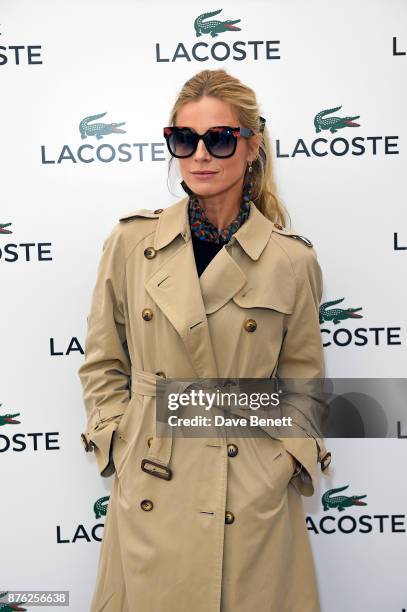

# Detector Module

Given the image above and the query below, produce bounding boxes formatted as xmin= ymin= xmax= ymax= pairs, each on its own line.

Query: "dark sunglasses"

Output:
xmin=163 ymin=116 xmax=266 ymax=159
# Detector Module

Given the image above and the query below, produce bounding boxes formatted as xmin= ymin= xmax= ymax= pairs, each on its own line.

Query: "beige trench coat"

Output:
xmin=78 ymin=195 xmax=331 ymax=612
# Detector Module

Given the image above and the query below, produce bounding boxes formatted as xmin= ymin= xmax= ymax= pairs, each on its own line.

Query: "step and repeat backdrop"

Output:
xmin=1 ymin=1 xmax=406 ymax=610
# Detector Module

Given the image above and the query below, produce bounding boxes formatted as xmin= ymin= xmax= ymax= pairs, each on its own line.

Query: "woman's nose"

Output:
xmin=193 ymin=138 xmax=211 ymax=160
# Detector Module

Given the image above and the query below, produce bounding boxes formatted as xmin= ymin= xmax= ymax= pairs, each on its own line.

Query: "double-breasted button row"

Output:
xmin=142 ymin=306 xmax=256 ymax=333
xmin=142 ymin=242 xmax=156 ymax=318
xmin=141 ymin=499 xmax=231 ymax=520
xmin=141 ymin=498 xmax=234 ymax=520
xmin=225 ymin=444 xmax=237 ymax=524
xmin=243 ymin=318 xmax=257 ymax=333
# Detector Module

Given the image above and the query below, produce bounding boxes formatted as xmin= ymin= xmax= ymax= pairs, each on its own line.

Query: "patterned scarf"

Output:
xmin=188 ymin=194 xmax=250 ymax=244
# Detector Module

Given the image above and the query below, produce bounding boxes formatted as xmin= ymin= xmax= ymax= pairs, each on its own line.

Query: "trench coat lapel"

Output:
xmin=199 ymin=201 xmax=273 ymax=314
xmin=145 ymin=196 xmax=273 ymax=378
xmin=145 ymin=197 xmax=217 ymax=378
xmin=199 ymin=247 xmax=246 ymax=314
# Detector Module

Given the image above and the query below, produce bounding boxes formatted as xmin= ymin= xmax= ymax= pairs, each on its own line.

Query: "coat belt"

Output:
xmin=130 ymin=370 xmax=330 ymax=479
xmin=131 ymin=369 xmax=169 ymax=396
xmin=131 ymin=369 xmax=193 ymax=482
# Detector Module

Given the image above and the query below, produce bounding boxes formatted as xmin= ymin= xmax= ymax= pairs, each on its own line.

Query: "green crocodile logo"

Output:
xmin=194 ymin=9 xmax=241 ymax=38
xmin=0 ymin=408 xmax=21 ymax=426
xmin=94 ymin=495 xmax=110 ymax=519
xmin=79 ymin=112 xmax=126 ymax=140
xmin=319 ymin=298 xmax=363 ymax=324
xmin=0 ymin=223 xmax=12 ymax=235
xmin=0 ymin=591 xmax=27 ymax=611
xmin=322 ymin=485 xmax=367 ymax=512
xmin=314 ymin=105 xmax=360 ymax=134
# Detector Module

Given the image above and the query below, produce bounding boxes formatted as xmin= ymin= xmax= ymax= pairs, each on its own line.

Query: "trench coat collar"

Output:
xmin=146 ymin=196 xmax=274 ymax=379
xmin=153 ymin=195 xmax=273 ymax=261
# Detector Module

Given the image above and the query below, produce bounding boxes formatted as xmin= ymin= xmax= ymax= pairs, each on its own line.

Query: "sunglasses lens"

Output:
xmin=206 ymin=128 xmax=236 ymax=157
xmin=166 ymin=128 xmax=196 ymax=157
xmin=164 ymin=127 xmax=238 ymax=158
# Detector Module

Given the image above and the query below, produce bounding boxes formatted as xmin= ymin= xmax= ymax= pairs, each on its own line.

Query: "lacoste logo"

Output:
xmin=322 ymin=485 xmax=367 ymax=512
xmin=94 ymin=495 xmax=110 ymax=519
xmin=0 ymin=408 xmax=21 ymax=426
xmin=314 ymin=105 xmax=360 ymax=134
xmin=79 ymin=112 xmax=126 ymax=140
xmin=194 ymin=9 xmax=241 ymax=38
xmin=0 ymin=223 xmax=12 ymax=235
xmin=319 ymin=298 xmax=363 ymax=324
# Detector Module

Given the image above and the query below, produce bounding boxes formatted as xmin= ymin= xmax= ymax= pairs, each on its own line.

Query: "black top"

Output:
xmin=191 ymin=232 xmax=228 ymax=277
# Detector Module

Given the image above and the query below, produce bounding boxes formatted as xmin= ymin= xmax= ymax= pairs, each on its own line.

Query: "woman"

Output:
xmin=78 ymin=68 xmax=331 ymax=612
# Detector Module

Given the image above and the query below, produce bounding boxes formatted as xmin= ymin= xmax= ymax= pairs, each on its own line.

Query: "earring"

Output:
xmin=242 ymin=161 xmax=253 ymax=203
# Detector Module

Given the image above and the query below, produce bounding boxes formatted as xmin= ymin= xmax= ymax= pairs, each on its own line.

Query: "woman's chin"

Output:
xmin=189 ymin=182 xmax=223 ymax=198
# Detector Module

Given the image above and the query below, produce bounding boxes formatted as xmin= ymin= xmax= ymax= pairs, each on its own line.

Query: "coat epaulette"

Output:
xmin=272 ymin=223 xmax=313 ymax=248
xmin=119 ymin=208 xmax=164 ymax=222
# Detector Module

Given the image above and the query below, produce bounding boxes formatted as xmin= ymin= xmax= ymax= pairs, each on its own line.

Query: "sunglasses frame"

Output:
xmin=163 ymin=116 xmax=266 ymax=159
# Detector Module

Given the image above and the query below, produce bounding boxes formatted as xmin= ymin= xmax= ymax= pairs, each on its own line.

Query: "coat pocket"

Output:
xmin=269 ymin=444 xmax=296 ymax=497
xmin=245 ymin=437 xmax=296 ymax=508
xmin=112 ymin=393 xmax=143 ymax=477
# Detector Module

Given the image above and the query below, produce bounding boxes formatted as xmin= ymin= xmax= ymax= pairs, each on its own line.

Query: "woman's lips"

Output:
xmin=191 ymin=171 xmax=218 ymax=179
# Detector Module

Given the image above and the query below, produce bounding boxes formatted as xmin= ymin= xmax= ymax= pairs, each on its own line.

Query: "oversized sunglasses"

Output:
xmin=163 ymin=116 xmax=266 ymax=159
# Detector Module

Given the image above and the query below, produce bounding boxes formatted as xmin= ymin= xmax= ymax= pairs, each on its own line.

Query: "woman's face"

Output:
xmin=175 ymin=96 xmax=260 ymax=198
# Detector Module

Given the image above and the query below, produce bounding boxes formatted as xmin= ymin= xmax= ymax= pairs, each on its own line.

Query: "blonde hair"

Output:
xmin=167 ymin=68 xmax=289 ymax=227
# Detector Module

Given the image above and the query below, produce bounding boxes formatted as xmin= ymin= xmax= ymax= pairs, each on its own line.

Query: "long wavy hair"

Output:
xmin=167 ymin=68 xmax=289 ymax=227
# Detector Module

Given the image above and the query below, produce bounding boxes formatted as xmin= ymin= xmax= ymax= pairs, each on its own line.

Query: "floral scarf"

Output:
xmin=188 ymin=194 xmax=250 ymax=244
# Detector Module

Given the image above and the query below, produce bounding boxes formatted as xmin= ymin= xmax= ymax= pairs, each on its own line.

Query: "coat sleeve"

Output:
xmin=78 ymin=223 xmax=131 ymax=478
xmin=274 ymin=244 xmax=331 ymax=497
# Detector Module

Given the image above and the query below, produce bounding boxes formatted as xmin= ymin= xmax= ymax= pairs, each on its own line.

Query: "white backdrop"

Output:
xmin=1 ymin=1 xmax=406 ymax=610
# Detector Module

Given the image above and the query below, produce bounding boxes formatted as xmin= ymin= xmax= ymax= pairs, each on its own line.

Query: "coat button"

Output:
xmin=144 ymin=246 xmax=156 ymax=259
xmin=227 ymin=443 xmax=239 ymax=457
xmin=154 ymin=208 xmax=163 ymax=214
xmin=142 ymin=308 xmax=154 ymax=321
xmin=156 ymin=371 xmax=166 ymax=378
xmin=243 ymin=319 xmax=257 ymax=332
xmin=147 ymin=436 xmax=153 ymax=447
xmin=225 ymin=510 xmax=235 ymax=524
xmin=140 ymin=499 xmax=154 ymax=512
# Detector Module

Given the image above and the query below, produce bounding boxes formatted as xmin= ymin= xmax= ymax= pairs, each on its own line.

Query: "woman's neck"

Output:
xmin=195 ymin=175 xmax=244 ymax=231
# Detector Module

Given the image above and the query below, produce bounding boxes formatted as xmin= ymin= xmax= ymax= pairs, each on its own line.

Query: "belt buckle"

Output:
xmin=141 ymin=458 xmax=172 ymax=481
